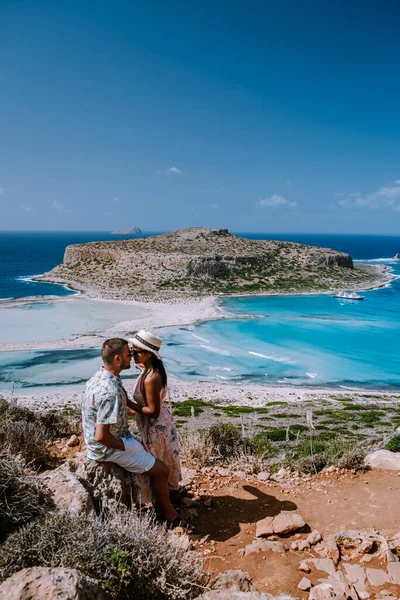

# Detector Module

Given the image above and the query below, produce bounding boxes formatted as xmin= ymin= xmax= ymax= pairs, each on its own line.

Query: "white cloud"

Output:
xmin=112 ymin=196 xmax=119 ymax=201
xmin=336 ymin=182 xmax=400 ymax=211
xmin=52 ymin=200 xmax=70 ymax=213
xmin=394 ymin=180 xmax=400 ymax=185
xmin=285 ymin=180 xmax=292 ymax=185
xmin=157 ymin=166 xmax=182 ymax=175
xmin=209 ymin=203 xmax=218 ymax=209
xmin=21 ymin=204 xmax=34 ymax=213
xmin=259 ymin=194 xmax=297 ymax=208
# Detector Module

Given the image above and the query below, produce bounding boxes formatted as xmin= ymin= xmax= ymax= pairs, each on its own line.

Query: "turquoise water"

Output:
xmin=161 ymin=259 xmax=400 ymax=390
xmin=1 ymin=233 xmax=400 ymax=391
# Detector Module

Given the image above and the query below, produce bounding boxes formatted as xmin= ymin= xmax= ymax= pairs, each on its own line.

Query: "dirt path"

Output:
xmin=190 ymin=469 xmax=400 ymax=597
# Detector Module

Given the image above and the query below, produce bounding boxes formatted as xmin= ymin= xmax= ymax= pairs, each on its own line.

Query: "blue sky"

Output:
xmin=1 ymin=0 xmax=400 ymax=233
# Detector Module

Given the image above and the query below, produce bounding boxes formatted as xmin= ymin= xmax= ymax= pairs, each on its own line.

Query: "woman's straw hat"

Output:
xmin=129 ymin=330 xmax=162 ymax=359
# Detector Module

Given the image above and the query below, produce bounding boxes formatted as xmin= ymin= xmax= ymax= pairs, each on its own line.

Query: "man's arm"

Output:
xmin=95 ymin=424 xmax=125 ymax=451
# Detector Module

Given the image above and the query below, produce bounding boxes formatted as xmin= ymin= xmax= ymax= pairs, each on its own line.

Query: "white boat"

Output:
xmin=334 ymin=290 xmax=365 ymax=300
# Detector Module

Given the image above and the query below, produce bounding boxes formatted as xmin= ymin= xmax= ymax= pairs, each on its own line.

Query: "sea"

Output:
xmin=0 ymin=231 xmax=399 ymax=391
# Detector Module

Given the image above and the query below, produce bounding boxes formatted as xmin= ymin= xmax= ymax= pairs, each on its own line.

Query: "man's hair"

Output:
xmin=101 ymin=338 xmax=129 ymax=365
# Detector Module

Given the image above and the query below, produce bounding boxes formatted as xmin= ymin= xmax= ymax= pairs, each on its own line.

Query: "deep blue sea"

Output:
xmin=0 ymin=232 xmax=400 ymax=391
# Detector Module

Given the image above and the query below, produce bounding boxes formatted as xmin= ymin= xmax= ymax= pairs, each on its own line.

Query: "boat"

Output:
xmin=333 ymin=291 xmax=365 ymax=300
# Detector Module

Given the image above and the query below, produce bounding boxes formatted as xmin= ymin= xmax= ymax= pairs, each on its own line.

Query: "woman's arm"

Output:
xmin=139 ymin=372 xmax=162 ymax=419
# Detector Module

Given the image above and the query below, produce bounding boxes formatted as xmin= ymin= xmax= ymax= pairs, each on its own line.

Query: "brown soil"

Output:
xmin=190 ymin=469 xmax=400 ymax=597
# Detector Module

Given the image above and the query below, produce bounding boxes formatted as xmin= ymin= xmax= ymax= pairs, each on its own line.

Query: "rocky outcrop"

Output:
xmin=38 ymin=464 xmax=95 ymax=517
xmin=0 ymin=567 xmax=111 ymax=600
xmin=75 ymin=459 xmax=136 ymax=510
xmin=365 ymin=449 xmax=400 ymax=470
xmin=39 ymin=227 xmax=378 ymax=301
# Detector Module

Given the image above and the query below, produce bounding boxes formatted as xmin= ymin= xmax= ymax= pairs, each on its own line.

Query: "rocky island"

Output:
xmin=39 ymin=227 xmax=390 ymax=301
xmin=111 ymin=226 xmax=142 ymax=235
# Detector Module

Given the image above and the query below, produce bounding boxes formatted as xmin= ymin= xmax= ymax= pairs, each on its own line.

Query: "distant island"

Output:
xmin=38 ymin=227 xmax=393 ymax=302
xmin=111 ymin=226 xmax=142 ymax=235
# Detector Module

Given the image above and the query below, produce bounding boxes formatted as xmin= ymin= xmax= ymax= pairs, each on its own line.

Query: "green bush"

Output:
xmin=0 ymin=420 xmax=50 ymax=464
xmin=295 ymin=436 xmax=366 ymax=474
xmin=208 ymin=422 xmax=245 ymax=458
xmin=0 ymin=508 xmax=206 ymax=599
xmin=0 ymin=451 xmax=50 ymax=541
xmin=386 ymin=434 xmax=400 ymax=453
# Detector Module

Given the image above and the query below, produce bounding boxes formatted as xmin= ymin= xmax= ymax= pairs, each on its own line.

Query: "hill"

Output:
xmin=39 ymin=227 xmax=389 ymax=301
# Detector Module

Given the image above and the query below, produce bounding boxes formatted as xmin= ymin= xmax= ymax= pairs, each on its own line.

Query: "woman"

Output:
xmin=128 ymin=330 xmax=182 ymax=510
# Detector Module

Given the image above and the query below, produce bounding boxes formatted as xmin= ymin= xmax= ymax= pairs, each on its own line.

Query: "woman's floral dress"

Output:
xmin=133 ymin=370 xmax=182 ymax=504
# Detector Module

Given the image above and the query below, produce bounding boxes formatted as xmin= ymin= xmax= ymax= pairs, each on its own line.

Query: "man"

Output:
xmin=82 ymin=337 xmax=181 ymax=526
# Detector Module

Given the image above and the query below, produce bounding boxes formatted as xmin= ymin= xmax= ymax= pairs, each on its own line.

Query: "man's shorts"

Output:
xmin=102 ymin=436 xmax=156 ymax=474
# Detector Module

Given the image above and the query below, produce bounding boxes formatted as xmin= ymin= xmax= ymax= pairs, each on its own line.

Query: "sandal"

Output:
xmin=165 ymin=514 xmax=197 ymax=534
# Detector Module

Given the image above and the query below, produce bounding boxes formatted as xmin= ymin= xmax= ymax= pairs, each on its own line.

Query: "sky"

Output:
xmin=1 ymin=0 xmax=400 ymax=233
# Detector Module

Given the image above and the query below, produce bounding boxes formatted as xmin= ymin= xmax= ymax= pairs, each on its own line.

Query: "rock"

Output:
xmin=75 ymin=459 xmax=135 ymax=510
xmin=66 ymin=434 xmax=80 ymax=447
xmin=256 ymin=517 xmax=274 ymax=538
xmin=321 ymin=572 xmax=359 ymax=600
xmin=365 ymin=568 xmax=390 ymax=586
xmin=272 ymin=511 xmax=305 ymax=535
xmin=365 ymin=450 xmax=400 ymax=470
xmin=204 ymin=497 xmax=212 ymax=507
xmin=38 ymin=464 xmax=95 ymax=517
xmin=388 ymin=562 xmax=400 ymax=584
xmin=182 ymin=497 xmax=194 ymax=507
xmin=308 ymin=558 xmax=336 ymax=575
xmin=309 ymin=584 xmax=337 ymax=599
xmin=307 ymin=530 xmax=323 ymax=546
xmin=298 ymin=577 xmax=312 ymax=591
xmin=180 ymin=467 xmax=197 ymax=487
xmin=393 ymin=253 xmax=400 ymax=259
xmin=213 ymin=570 xmax=253 ymax=592
xmin=299 ymin=561 xmax=311 ymax=573
xmin=341 ymin=564 xmax=367 ymax=595
xmin=196 ymin=593 xmax=297 ymax=600
xmin=239 ymin=540 xmax=288 ymax=556
xmin=257 ymin=472 xmax=270 ymax=482
xmin=0 ymin=567 xmax=110 ymax=600
xmin=335 ymin=529 xmax=397 ymax=563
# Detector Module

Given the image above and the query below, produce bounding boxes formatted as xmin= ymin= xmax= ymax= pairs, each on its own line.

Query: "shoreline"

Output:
xmin=2 ymin=377 xmax=398 ymax=413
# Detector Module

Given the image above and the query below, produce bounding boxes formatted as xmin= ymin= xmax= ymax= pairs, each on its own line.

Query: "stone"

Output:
xmin=182 ymin=497 xmax=194 ymax=507
xmin=308 ymin=558 xmax=336 ymax=575
xmin=298 ymin=577 xmax=312 ymax=591
xmin=388 ymin=562 xmax=400 ymax=584
xmin=38 ymin=464 xmax=95 ymax=517
xmin=321 ymin=572 xmax=359 ymax=600
xmin=76 ymin=459 xmax=134 ymax=510
xmin=365 ymin=568 xmax=390 ymax=586
xmin=239 ymin=540 xmax=288 ymax=556
xmin=365 ymin=450 xmax=400 ymax=470
xmin=256 ymin=516 xmax=274 ymax=538
xmin=257 ymin=472 xmax=270 ymax=481
xmin=341 ymin=563 xmax=367 ymax=594
xmin=66 ymin=434 xmax=80 ymax=447
xmin=299 ymin=561 xmax=311 ymax=573
xmin=196 ymin=593 xmax=297 ymax=600
xmin=213 ymin=570 xmax=253 ymax=592
xmin=307 ymin=530 xmax=323 ymax=546
xmin=308 ymin=584 xmax=337 ymax=599
xmin=204 ymin=497 xmax=212 ymax=507
xmin=335 ymin=529 xmax=396 ymax=563
xmin=0 ymin=567 xmax=110 ymax=600
xmin=272 ymin=511 xmax=305 ymax=535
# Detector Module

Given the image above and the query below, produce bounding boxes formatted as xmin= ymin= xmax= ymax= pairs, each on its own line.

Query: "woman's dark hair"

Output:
xmin=150 ymin=354 xmax=168 ymax=388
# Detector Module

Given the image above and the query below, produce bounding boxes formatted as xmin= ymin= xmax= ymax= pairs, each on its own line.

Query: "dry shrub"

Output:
xmin=179 ymin=430 xmax=213 ymax=467
xmin=0 ymin=450 xmax=49 ymax=540
xmin=0 ymin=507 xmax=206 ymax=599
xmin=0 ymin=420 xmax=50 ymax=464
xmin=229 ymin=448 xmax=270 ymax=475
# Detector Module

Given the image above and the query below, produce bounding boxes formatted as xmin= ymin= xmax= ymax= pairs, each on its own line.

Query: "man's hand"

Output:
xmin=95 ymin=424 xmax=125 ymax=451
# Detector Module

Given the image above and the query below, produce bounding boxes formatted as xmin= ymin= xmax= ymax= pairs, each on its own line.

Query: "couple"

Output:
xmin=82 ymin=330 xmax=190 ymax=530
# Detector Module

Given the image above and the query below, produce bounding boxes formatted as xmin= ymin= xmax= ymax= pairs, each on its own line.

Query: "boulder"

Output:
xmin=308 ymin=584 xmax=340 ymax=599
xmin=213 ymin=570 xmax=253 ymax=592
xmin=298 ymin=577 xmax=312 ymax=591
xmin=239 ymin=540 xmax=288 ymax=556
xmin=0 ymin=567 xmax=110 ymax=600
xmin=75 ymin=459 xmax=135 ymax=510
xmin=38 ymin=464 xmax=95 ymax=517
xmin=272 ymin=511 xmax=305 ymax=535
xmin=365 ymin=450 xmax=400 ymax=470
xmin=256 ymin=511 xmax=305 ymax=537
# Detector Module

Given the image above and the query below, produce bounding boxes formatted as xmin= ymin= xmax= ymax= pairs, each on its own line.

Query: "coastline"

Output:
xmin=2 ymin=377 xmax=398 ymax=413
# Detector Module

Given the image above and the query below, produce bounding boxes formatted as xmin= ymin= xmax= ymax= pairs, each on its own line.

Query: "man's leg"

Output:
xmin=147 ymin=459 xmax=178 ymax=522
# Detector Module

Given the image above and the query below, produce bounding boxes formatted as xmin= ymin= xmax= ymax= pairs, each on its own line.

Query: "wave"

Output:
xmin=200 ymin=344 xmax=231 ymax=356
xmin=306 ymin=372 xmax=317 ymax=379
xmin=191 ymin=333 xmax=210 ymax=343
xmin=248 ymin=351 xmax=296 ymax=364
xmin=208 ymin=366 xmax=232 ymax=372
xmin=355 ymin=258 xmax=399 ymax=264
